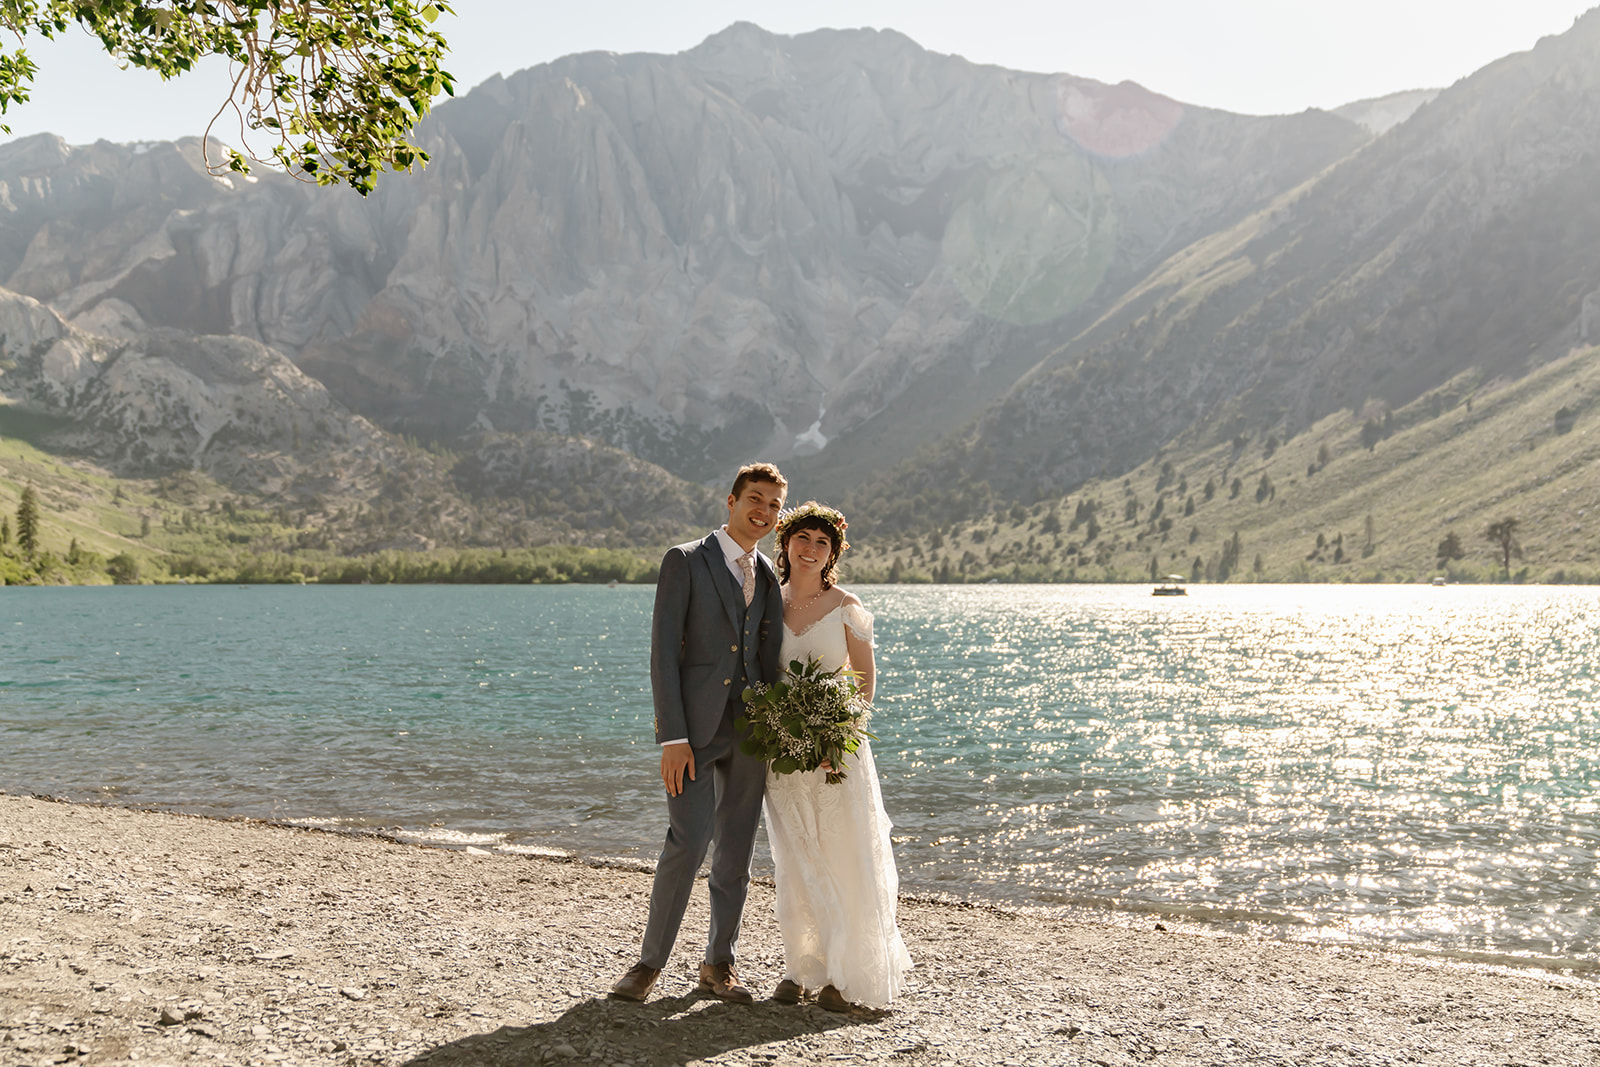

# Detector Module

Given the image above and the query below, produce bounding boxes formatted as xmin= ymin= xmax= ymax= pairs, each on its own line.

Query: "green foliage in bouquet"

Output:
xmin=739 ymin=656 xmax=874 ymax=785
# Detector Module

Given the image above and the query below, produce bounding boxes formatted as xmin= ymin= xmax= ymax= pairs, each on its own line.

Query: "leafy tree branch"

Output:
xmin=0 ymin=1 xmax=456 ymax=195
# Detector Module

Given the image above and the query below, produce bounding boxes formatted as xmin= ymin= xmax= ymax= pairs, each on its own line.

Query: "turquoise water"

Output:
xmin=3 ymin=583 xmax=1598 ymax=969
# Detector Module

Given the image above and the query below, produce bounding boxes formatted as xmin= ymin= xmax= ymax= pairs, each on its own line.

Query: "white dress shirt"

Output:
xmin=714 ymin=526 xmax=759 ymax=584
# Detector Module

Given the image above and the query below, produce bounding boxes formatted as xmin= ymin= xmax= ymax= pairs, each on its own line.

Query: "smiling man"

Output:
xmin=611 ymin=462 xmax=788 ymax=1004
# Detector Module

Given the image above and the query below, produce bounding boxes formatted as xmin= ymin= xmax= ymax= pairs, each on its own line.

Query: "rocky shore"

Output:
xmin=3 ymin=792 xmax=1597 ymax=1067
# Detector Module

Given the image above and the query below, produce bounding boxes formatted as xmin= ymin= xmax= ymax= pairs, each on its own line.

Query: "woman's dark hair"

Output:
xmin=775 ymin=502 xmax=849 ymax=588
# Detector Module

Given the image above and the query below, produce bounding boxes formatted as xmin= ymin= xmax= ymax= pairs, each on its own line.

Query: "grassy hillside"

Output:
xmin=842 ymin=344 xmax=1600 ymax=584
xmin=1 ymin=430 xmax=170 ymax=585
xmin=0 ymin=432 xmax=658 ymax=586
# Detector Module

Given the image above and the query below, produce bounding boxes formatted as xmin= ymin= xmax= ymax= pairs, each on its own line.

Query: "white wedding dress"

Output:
xmin=763 ymin=600 xmax=913 ymax=1008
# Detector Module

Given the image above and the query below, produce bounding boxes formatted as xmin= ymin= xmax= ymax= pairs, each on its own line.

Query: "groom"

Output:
xmin=611 ymin=462 xmax=788 ymax=1004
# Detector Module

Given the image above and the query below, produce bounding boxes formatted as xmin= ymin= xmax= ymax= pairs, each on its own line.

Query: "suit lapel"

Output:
xmin=756 ymin=551 xmax=781 ymax=658
xmin=699 ymin=535 xmax=743 ymax=632
xmin=756 ymin=551 xmax=779 ymax=594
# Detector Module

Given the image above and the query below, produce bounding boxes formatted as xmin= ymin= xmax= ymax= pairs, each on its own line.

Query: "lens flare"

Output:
xmin=940 ymin=154 xmax=1117 ymax=325
xmin=1053 ymin=75 xmax=1185 ymax=159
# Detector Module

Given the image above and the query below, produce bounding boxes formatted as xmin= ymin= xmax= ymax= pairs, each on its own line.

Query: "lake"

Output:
xmin=3 ymin=583 xmax=1597 ymax=971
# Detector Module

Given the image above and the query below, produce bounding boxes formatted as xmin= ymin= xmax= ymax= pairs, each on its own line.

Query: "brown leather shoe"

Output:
xmin=817 ymin=984 xmax=853 ymax=1013
xmin=697 ymin=961 xmax=754 ymax=1004
xmin=609 ymin=963 xmax=661 ymax=1001
xmin=772 ymin=977 xmax=805 ymax=1004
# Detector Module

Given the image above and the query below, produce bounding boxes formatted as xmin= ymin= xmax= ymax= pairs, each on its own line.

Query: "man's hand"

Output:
xmin=661 ymin=742 xmax=695 ymax=796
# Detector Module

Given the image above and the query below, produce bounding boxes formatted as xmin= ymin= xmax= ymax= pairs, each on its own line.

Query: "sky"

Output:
xmin=1 ymin=0 xmax=1595 ymax=147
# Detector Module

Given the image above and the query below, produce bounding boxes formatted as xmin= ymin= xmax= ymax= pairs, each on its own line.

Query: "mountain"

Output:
xmin=842 ymin=342 xmax=1600 ymax=584
xmin=0 ymin=287 xmax=394 ymax=495
xmin=1333 ymin=89 xmax=1440 ymax=135
xmin=0 ymin=24 xmax=1364 ymax=486
xmin=852 ymin=8 xmax=1600 ymax=534
xmin=0 ymin=286 xmax=718 ymax=560
xmin=5 ymin=16 xmax=1600 ymax=583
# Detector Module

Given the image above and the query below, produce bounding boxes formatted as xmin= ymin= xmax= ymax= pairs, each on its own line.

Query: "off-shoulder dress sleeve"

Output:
xmin=842 ymin=602 xmax=876 ymax=648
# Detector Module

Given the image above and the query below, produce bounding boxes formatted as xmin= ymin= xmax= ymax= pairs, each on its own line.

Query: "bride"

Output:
xmin=763 ymin=501 xmax=912 ymax=1011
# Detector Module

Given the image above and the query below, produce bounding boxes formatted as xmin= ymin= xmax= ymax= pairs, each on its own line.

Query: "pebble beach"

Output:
xmin=3 ymin=792 xmax=1598 ymax=1067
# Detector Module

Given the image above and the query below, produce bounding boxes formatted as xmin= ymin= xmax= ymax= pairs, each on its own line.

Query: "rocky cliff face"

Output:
xmin=0 ymin=24 xmax=1365 ymax=483
xmin=0 ymin=287 xmax=394 ymax=492
xmin=0 ymin=285 xmax=715 ymax=549
xmin=856 ymin=8 xmax=1600 ymax=525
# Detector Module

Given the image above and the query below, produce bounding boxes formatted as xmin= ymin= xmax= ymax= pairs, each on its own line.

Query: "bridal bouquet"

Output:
xmin=739 ymin=656 xmax=874 ymax=784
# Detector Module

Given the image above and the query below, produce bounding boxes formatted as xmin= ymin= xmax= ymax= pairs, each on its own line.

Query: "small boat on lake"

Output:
xmin=1153 ymin=575 xmax=1188 ymax=596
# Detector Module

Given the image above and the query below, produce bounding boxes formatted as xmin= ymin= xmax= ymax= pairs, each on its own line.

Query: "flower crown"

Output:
xmin=776 ymin=501 xmax=850 ymax=552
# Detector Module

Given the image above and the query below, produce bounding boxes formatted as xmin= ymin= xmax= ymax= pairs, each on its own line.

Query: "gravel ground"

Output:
xmin=3 ymin=792 xmax=1598 ymax=1067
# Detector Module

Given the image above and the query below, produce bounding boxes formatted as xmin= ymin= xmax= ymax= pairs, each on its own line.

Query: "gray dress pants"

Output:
xmin=639 ymin=696 xmax=768 ymax=969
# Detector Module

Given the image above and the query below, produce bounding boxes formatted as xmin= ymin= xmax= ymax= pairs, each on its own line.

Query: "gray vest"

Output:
xmin=725 ymin=560 xmax=769 ymax=707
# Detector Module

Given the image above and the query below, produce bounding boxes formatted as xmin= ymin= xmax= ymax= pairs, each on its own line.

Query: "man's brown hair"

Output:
xmin=730 ymin=462 xmax=787 ymax=500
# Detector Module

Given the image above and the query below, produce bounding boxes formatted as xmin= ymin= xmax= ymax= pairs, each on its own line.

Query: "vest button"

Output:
xmin=723 ymin=678 xmax=731 ymax=686
xmin=730 ymin=644 xmax=738 ymax=652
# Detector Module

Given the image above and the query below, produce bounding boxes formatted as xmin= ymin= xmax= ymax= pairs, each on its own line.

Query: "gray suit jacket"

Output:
xmin=651 ymin=533 xmax=783 ymax=748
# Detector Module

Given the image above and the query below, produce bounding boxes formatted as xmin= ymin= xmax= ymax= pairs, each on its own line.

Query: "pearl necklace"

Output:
xmin=785 ymin=584 xmax=828 ymax=614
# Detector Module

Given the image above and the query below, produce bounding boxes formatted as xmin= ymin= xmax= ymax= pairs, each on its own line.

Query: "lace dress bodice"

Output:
xmin=780 ymin=601 xmax=875 ymax=674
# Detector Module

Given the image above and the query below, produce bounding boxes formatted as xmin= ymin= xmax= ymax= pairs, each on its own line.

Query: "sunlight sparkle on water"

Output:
xmin=4 ymin=583 xmax=1598 ymax=966
xmin=870 ymin=583 xmax=1600 ymax=962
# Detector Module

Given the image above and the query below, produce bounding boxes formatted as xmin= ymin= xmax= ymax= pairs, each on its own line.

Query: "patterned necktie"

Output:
xmin=737 ymin=551 xmax=755 ymax=607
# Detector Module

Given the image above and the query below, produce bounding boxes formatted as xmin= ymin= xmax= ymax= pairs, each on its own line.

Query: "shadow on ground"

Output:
xmin=401 ymin=992 xmax=870 ymax=1066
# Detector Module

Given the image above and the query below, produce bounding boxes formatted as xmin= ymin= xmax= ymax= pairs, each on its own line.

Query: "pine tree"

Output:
xmin=1218 ymin=530 xmax=1243 ymax=580
xmin=1436 ymin=531 xmax=1464 ymax=566
xmin=16 ymin=485 xmax=39 ymax=557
